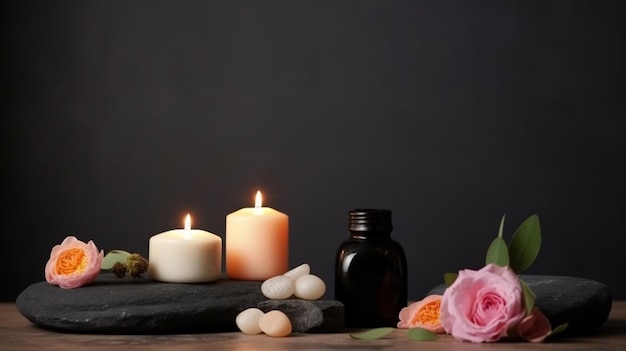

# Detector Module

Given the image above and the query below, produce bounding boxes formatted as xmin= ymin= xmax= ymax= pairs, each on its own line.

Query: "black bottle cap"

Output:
xmin=349 ymin=209 xmax=393 ymax=232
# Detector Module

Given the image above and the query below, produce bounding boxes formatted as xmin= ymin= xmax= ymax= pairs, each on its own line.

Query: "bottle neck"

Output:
xmin=350 ymin=230 xmax=392 ymax=240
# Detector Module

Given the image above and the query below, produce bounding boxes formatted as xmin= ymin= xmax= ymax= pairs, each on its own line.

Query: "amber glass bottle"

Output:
xmin=335 ymin=209 xmax=408 ymax=328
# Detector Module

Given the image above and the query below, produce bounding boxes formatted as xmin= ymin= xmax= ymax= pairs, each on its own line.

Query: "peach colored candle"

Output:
xmin=226 ymin=191 xmax=289 ymax=280
xmin=149 ymin=214 xmax=222 ymax=283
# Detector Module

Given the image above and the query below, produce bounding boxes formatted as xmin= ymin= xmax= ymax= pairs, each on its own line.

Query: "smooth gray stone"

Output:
xmin=258 ymin=299 xmax=345 ymax=333
xmin=428 ymin=275 xmax=612 ymax=334
xmin=16 ymin=273 xmax=267 ymax=334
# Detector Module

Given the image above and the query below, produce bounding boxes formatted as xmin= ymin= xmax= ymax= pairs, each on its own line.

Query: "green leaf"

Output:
xmin=508 ymin=214 xmax=541 ymax=273
xmin=406 ymin=327 xmax=438 ymax=341
xmin=520 ymin=278 xmax=536 ymax=315
xmin=550 ymin=322 xmax=569 ymax=336
xmin=486 ymin=237 xmax=510 ymax=267
xmin=498 ymin=214 xmax=506 ymax=238
xmin=101 ymin=250 xmax=132 ymax=269
xmin=444 ymin=272 xmax=458 ymax=287
xmin=350 ymin=327 xmax=394 ymax=340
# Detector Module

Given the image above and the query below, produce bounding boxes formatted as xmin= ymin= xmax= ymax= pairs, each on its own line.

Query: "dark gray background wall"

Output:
xmin=2 ymin=1 xmax=625 ymax=302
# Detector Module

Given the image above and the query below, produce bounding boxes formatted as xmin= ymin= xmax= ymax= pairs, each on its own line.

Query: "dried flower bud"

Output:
xmin=111 ymin=262 xmax=127 ymax=278
xmin=127 ymin=253 xmax=149 ymax=278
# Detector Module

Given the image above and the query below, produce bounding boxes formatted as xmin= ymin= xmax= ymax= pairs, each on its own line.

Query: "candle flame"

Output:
xmin=184 ymin=213 xmax=191 ymax=230
xmin=255 ymin=191 xmax=263 ymax=208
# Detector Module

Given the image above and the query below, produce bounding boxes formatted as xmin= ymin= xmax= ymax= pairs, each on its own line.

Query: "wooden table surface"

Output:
xmin=2 ymin=301 xmax=625 ymax=350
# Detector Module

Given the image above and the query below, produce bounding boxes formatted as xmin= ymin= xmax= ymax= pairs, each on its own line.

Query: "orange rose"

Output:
xmin=45 ymin=236 xmax=104 ymax=289
xmin=397 ymin=294 xmax=445 ymax=333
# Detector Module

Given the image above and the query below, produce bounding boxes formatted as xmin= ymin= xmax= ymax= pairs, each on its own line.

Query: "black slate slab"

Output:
xmin=428 ymin=275 xmax=612 ymax=334
xmin=16 ymin=273 xmax=267 ymax=334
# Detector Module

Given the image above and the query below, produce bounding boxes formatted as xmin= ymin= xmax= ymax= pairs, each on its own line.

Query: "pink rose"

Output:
xmin=516 ymin=308 xmax=552 ymax=342
xmin=440 ymin=264 xmax=525 ymax=343
xmin=397 ymin=295 xmax=445 ymax=333
xmin=45 ymin=236 xmax=104 ymax=289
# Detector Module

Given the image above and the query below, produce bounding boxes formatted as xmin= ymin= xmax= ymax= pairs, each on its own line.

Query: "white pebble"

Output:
xmin=283 ymin=263 xmax=310 ymax=281
xmin=235 ymin=308 xmax=265 ymax=335
xmin=261 ymin=275 xmax=295 ymax=299
xmin=294 ymin=274 xmax=326 ymax=300
xmin=259 ymin=310 xmax=292 ymax=337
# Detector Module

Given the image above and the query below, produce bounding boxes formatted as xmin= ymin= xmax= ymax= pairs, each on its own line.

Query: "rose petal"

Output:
xmin=517 ymin=308 xmax=552 ymax=343
xmin=398 ymin=302 xmax=419 ymax=328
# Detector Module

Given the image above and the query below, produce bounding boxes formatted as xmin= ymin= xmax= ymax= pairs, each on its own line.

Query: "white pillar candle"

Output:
xmin=149 ymin=214 xmax=222 ymax=283
xmin=226 ymin=191 xmax=289 ymax=280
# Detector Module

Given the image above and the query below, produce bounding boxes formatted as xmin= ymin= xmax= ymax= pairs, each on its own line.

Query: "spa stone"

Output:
xmin=258 ymin=299 xmax=345 ymax=333
xmin=16 ymin=273 xmax=267 ymax=334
